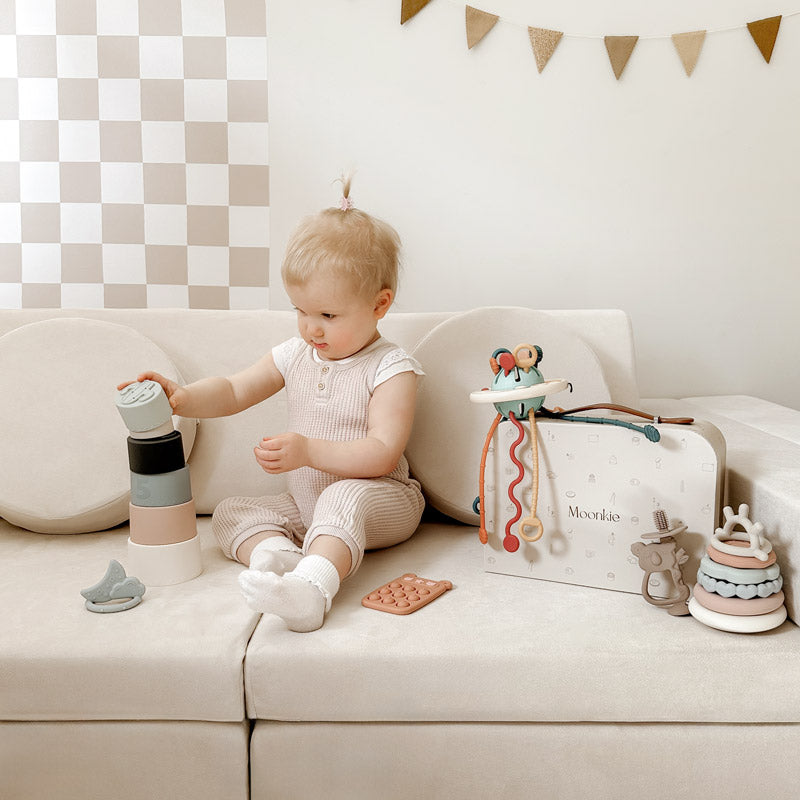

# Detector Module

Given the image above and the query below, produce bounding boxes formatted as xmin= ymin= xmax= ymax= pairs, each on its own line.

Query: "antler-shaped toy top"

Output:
xmin=712 ymin=504 xmax=772 ymax=562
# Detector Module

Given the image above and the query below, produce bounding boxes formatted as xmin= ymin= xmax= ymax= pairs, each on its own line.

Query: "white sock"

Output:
xmin=246 ymin=536 xmax=303 ymax=575
xmin=238 ymin=555 xmax=341 ymax=632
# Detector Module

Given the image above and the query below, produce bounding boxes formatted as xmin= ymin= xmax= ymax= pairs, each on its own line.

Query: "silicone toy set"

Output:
xmin=115 ymin=380 xmax=202 ymax=587
xmin=464 ymin=340 xmax=787 ymax=637
xmin=688 ymin=504 xmax=787 ymax=632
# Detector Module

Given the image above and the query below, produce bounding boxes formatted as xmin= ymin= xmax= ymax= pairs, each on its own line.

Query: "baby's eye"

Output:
xmin=322 ymin=313 xmax=336 ymax=320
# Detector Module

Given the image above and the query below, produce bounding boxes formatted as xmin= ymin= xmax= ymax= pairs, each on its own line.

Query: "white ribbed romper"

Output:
xmin=212 ymin=337 xmax=426 ymax=577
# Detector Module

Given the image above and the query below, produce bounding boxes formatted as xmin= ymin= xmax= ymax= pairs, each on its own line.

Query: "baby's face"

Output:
xmin=286 ymin=276 xmax=391 ymax=361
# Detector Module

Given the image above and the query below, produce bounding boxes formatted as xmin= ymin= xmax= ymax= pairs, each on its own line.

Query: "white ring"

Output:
xmin=469 ymin=378 xmax=569 ymax=404
xmin=688 ymin=596 xmax=786 ymax=633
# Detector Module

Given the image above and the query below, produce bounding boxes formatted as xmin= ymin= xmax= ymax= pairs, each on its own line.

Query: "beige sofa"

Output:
xmin=2 ymin=306 xmax=799 ymax=800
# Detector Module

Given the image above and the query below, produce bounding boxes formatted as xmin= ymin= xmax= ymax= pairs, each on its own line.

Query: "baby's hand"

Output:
xmin=117 ymin=371 xmax=188 ymax=414
xmin=254 ymin=433 xmax=310 ymax=474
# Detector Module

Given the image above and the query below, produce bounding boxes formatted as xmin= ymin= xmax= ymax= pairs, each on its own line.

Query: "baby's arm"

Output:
xmin=118 ymin=352 xmax=285 ymax=419
xmin=255 ymin=371 xmax=418 ymax=478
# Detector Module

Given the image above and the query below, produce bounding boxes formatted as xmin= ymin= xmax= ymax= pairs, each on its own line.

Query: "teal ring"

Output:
xmin=699 ymin=555 xmax=780 ymax=585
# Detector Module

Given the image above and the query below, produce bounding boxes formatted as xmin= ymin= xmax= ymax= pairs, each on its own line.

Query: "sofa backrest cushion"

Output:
xmin=0 ymin=318 xmax=195 ymax=533
xmin=0 ymin=308 xmax=638 ymax=522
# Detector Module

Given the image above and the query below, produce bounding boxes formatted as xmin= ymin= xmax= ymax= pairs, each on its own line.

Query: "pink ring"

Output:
xmin=692 ymin=583 xmax=785 ymax=616
xmin=707 ymin=541 xmax=777 ymax=569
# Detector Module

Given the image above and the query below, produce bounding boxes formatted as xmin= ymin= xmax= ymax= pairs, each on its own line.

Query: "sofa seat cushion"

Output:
xmin=0 ymin=517 xmax=258 ymax=722
xmin=245 ymin=520 xmax=800 ymax=724
xmin=0 ymin=317 xmax=195 ymax=533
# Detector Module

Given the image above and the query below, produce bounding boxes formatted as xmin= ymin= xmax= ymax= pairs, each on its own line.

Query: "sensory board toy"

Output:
xmin=470 ymin=343 xmax=725 ymax=595
xmin=116 ymin=380 xmax=202 ymax=586
xmin=362 ymin=574 xmax=453 ymax=615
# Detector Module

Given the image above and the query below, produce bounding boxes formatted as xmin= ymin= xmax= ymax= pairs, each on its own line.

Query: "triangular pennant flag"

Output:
xmin=604 ymin=35 xmax=638 ymax=80
xmin=528 ymin=27 xmax=563 ymax=73
xmin=671 ymin=30 xmax=706 ymax=77
xmin=747 ymin=15 xmax=782 ymax=63
xmin=401 ymin=0 xmax=432 ymax=25
xmin=466 ymin=6 xmax=499 ymax=49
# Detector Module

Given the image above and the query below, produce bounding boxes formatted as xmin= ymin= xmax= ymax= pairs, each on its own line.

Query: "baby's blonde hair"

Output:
xmin=281 ymin=177 xmax=401 ymax=298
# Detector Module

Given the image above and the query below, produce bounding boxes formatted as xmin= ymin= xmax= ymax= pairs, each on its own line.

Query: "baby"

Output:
xmin=121 ymin=180 xmax=425 ymax=631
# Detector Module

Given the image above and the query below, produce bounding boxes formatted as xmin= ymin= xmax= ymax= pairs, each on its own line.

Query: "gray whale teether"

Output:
xmin=81 ymin=560 xmax=146 ymax=613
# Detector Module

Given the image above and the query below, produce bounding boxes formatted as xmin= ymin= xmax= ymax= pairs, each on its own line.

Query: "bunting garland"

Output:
xmin=401 ymin=1 xmax=793 ymax=79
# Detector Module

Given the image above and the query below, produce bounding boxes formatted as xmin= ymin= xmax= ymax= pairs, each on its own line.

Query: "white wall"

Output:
xmin=268 ymin=0 xmax=800 ymax=409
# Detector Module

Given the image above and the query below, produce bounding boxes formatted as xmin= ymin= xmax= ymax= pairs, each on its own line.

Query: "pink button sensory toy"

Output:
xmin=362 ymin=573 xmax=453 ymax=615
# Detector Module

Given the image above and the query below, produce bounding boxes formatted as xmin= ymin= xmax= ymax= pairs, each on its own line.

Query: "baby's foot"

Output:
xmin=247 ymin=536 xmax=303 ymax=575
xmin=238 ymin=555 xmax=340 ymax=633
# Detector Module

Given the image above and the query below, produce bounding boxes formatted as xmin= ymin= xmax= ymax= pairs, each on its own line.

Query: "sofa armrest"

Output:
xmin=643 ymin=396 xmax=800 ymax=624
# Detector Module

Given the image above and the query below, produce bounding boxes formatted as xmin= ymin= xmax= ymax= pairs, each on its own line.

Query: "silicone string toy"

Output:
xmin=476 ymin=412 xmax=502 ymax=545
xmin=538 ymin=403 xmax=695 ymax=441
xmin=504 ymin=411 xmax=526 ymax=552
xmin=518 ymin=407 xmax=543 ymax=543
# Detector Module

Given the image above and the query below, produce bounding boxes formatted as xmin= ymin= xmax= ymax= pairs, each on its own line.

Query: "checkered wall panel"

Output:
xmin=0 ymin=0 xmax=269 ymax=310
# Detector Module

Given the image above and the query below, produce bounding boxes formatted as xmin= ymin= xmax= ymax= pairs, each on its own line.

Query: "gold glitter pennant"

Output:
xmin=528 ymin=27 xmax=564 ymax=73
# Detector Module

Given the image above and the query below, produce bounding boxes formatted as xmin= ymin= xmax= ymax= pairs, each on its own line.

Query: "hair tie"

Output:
xmin=338 ymin=196 xmax=354 ymax=211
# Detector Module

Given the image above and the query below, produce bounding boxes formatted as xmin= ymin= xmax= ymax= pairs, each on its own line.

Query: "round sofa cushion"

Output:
xmin=0 ymin=318 xmax=196 ymax=533
xmin=407 ymin=307 xmax=612 ymax=524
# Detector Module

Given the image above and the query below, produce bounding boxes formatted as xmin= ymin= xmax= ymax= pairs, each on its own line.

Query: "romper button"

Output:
xmin=318 ymin=383 xmax=325 ymax=390
xmin=322 ymin=366 xmax=329 ymax=373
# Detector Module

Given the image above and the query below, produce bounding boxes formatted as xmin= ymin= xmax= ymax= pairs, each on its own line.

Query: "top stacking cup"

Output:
xmin=116 ymin=380 xmax=174 ymax=438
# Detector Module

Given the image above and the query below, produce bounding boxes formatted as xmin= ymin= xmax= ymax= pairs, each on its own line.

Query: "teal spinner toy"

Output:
xmin=476 ymin=345 xmax=568 ymax=420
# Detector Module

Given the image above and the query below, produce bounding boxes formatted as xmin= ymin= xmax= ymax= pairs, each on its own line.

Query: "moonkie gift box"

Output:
xmin=481 ymin=416 xmax=725 ymax=594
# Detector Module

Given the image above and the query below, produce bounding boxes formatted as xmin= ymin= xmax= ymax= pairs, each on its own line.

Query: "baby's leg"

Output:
xmin=212 ymin=493 xmax=305 ymax=573
xmin=304 ymin=477 xmax=425 ymax=576
xmin=238 ymin=479 xmax=424 ymax=631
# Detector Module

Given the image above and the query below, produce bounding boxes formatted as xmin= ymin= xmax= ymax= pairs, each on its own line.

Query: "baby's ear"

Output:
xmin=374 ymin=288 xmax=394 ymax=319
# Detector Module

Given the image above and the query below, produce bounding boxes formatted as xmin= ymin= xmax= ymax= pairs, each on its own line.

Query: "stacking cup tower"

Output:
xmin=116 ymin=380 xmax=202 ymax=586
